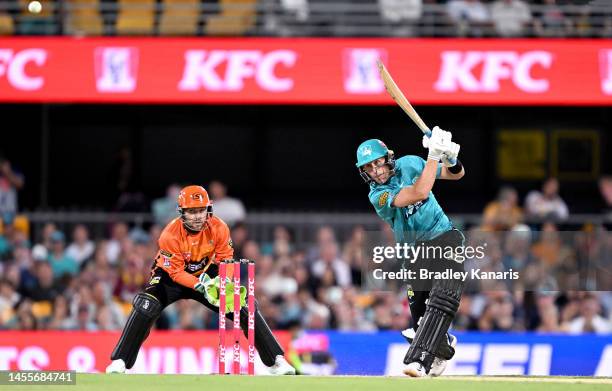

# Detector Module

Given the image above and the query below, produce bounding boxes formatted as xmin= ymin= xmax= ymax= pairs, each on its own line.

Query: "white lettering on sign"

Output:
xmin=178 ymin=50 xmax=296 ymax=92
xmin=434 ymin=51 xmax=552 ymax=93
xmin=0 ymin=49 xmax=46 ymax=90
xmin=599 ymin=50 xmax=612 ymax=95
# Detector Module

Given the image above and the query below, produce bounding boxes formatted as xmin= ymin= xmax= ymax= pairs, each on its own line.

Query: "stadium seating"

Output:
xmin=205 ymin=0 xmax=257 ymax=36
xmin=115 ymin=0 xmax=156 ymax=35
xmin=158 ymin=0 xmax=200 ymax=35
xmin=0 ymin=13 xmax=14 ymax=35
xmin=64 ymin=0 xmax=104 ymax=36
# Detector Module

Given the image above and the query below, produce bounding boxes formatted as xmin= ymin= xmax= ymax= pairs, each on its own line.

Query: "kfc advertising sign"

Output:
xmin=0 ymin=331 xmax=290 ymax=374
xmin=0 ymin=38 xmax=609 ymax=105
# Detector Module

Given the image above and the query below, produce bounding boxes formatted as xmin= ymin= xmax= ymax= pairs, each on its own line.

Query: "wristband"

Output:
xmin=448 ymin=159 xmax=463 ymax=174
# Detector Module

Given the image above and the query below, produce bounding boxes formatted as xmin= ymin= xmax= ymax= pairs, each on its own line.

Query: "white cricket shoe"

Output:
xmin=429 ymin=334 xmax=457 ymax=377
xmin=403 ymin=361 xmax=426 ymax=378
xmin=105 ymin=359 xmax=126 ymax=374
xmin=267 ymin=355 xmax=296 ymax=375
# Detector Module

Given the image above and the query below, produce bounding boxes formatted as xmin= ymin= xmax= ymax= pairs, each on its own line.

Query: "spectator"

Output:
xmin=23 ymin=261 xmax=61 ymax=302
xmin=536 ymin=300 xmax=561 ymax=332
xmin=47 ymin=295 xmax=71 ymax=330
xmin=533 ymin=0 xmax=572 ymax=37
xmin=531 ymin=222 xmax=574 ymax=269
xmin=482 ymin=186 xmax=523 ymax=231
xmin=47 ymin=231 xmax=78 ymax=281
xmin=0 ymin=153 xmax=25 ymax=221
xmin=420 ymin=0 xmax=454 ymax=36
xmin=563 ymin=295 xmax=611 ymax=334
xmin=230 ymin=222 xmax=249 ymax=260
xmin=71 ymin=304 xmax=98 ymax=331
xmin=503 ymin=224 xmax=533 ymax=269
xmin=379 ymin=0 xmax=423 ymax=36
xmin=342 ymin=225 xmax=366 ymax=287
xmin=277 ymin=0 xmax=311 ymax=36
xmin=311 ymin=241 xmax=351 ymax=287
xmin=525 ymin=178 xmax=569 ymax=221
xmin=105 ymin=222 xmax=129 ymax=265
xmin=14 ymin=301 xmax=38 ymax=330
xmin=151 ymin=184 xmax=181 ymax=226
xmin=91 ymin=281 xmax=125 ymax=330
xmin=113 ymin=252 xmax=147 ymax=304
xmin=490 ymin=0 xmax=532 ymax=37
xmin=598 ymin=175 xmax=612 ymax=218
xmin=208 ymin=181 xmax=246 ymax=227
xmin=446 ymin=0 xmax=491 ymax=37
xmin=65 ymin=224 xmax=95 ymax=266
xmin=40 ymin=222 xmax=57 ymax=250
xmin=0 ymin=279 xmax=19 ymax=325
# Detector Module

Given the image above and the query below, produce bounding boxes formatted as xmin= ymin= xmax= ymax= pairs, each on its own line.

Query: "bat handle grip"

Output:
xmin=423 ymin=129 xmax=432 ymax=138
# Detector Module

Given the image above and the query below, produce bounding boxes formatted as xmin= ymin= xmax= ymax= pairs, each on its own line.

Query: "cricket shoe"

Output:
xmin=266 ymin=355 xmax=296 ymax=375
xmin=403 ymin=362 xmax=427 ymax=378
xmin=105 ymin=359 xmax=126 ymax=374
xmin=429 ymin=334 xmax=457 ymax=377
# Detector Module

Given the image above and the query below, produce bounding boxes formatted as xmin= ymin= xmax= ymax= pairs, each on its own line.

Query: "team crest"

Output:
xmin=360 ymin=145 xmax=372 ymax=157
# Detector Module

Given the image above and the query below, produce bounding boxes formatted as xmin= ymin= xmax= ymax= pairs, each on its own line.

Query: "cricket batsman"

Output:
xmin=356 ymin=127 xmax=465 ymax=377
xmin=106 ymin=185 xmax=295 ymax=375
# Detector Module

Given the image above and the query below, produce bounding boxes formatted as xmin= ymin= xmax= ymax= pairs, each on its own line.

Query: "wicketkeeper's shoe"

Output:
xmin=403 ymin=362 xmax=426 ymax=378
xmin=429 ymin=334 xmax=457 ymax=377
xmin=267 ymin=355 xmax=296 ymax=375
xmin=105 ymin=359 xmax=126 ymax=374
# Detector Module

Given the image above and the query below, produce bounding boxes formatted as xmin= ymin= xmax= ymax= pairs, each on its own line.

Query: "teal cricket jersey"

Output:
xmin=368 ymin=155 xmax=453 ymax=245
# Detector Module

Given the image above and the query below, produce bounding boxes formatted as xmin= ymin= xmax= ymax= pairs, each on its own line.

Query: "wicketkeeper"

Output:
xmin=106 ymin=185 xmax=295 ymax=375
xmin=356 ymin=127 xmax=465 ymax=377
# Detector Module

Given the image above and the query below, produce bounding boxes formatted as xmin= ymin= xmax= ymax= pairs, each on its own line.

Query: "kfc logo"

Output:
xmin=599 ymin=49 xmax=612 ymax=95
xmin=343 ymin=48 xmax=386 ymax=94
xmin=0 ymin=49 xmax=47 ymax=91
xmin=178 ymin=50 xmax=296 ymax=92
xmin=435 ymin=51 xmax=553 ymax=93
xmin=94 ymin=47 xmax=139 ymax=93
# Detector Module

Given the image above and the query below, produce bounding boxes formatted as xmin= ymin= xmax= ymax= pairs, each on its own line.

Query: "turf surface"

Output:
xmin=10 ymin=374 xmax=611 ymax=391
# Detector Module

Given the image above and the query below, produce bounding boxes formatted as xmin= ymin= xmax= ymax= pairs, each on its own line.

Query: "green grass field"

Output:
xmin=11 ymin=374 xmax=612 ymax=391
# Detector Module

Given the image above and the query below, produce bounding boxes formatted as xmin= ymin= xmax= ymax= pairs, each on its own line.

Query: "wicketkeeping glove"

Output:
xmin=194 ymin=273 xmax=246 ymax=313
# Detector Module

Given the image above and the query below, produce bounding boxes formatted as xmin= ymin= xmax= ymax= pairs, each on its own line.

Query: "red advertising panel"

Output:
xmin=0 ymin=37 xmax=610 ymax=105
xmin=0 ymin=331 xmax=290 ymax=374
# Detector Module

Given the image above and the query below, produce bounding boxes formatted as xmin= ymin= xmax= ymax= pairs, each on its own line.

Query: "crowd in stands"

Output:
xmin=0 ymin=175 xmax=611 ymax=335
xmin=0 ymin=0 xmax=610 ymax=37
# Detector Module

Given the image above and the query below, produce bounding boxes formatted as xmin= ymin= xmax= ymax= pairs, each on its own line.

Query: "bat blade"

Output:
xmin=376 ymin=60 xmax=431 ymax=137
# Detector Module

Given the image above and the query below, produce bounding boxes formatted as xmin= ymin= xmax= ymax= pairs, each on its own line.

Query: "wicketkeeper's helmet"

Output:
xmin=177 ymin=185 xmax=213 ymax=230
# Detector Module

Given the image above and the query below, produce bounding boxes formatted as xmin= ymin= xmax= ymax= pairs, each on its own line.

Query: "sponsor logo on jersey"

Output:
xmin=378 ymin=192 xmax=389 ymax=207
xmin=160 ymin=250 xmax=173 ymax=258
xmin=404 ymin=199 xmax=427 ymax=217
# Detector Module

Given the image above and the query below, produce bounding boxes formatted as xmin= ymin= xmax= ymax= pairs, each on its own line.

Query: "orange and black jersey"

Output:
xmin=153 ymin=215 xmax=233 ymax=289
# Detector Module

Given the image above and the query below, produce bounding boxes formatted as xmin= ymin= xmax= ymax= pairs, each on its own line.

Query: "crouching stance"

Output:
xmin=106 ymin=185 xmax=294 ymax=375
